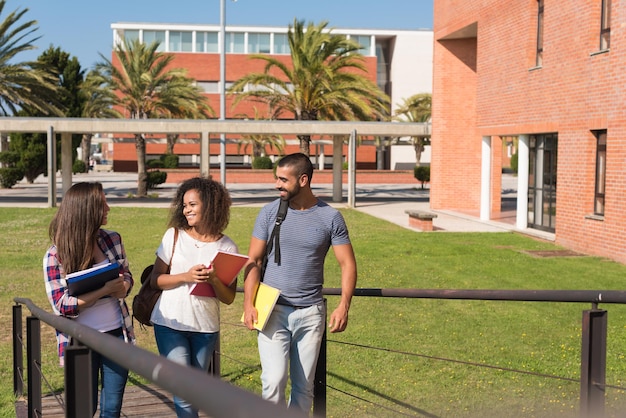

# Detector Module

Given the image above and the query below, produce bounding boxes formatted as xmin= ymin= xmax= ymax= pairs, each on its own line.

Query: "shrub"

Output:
xmin=147 ymin=170 xmax=167 ymax=189
xmin=413 ymin=165 xmax=431 ymax=189
xmin=252 ymin=156 xmax=273 ymax=169
xmin=0 ymin=167 xmax=24 ymax=188
xmin=161 ymin=153 xmax=179 ymax=168
xmin=147 ymin=159 xmax=165 ymax=169
xmin=72 ymin=160 xmax=87 ymax=174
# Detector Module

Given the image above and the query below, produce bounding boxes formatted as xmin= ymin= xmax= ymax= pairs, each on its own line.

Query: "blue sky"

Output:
xmin=19 ymin=0 xmax=433 ymax=70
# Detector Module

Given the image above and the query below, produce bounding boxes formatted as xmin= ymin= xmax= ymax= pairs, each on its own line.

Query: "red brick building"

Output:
xmin=432 ymin=0 xmax=626 ymax=262
xmin=107 ymin=23 xmax=433 ymax=171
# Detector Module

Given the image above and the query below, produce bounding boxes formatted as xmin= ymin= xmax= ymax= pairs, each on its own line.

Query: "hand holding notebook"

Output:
xmin=189 ymin=251 xmax=249 ymax=297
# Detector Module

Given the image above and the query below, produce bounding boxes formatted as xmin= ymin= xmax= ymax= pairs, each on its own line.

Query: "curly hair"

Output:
xmin=168 ymin=177 xmax=231 ymax=236
xmin=48 ymin=182 xmax=106 ymax=273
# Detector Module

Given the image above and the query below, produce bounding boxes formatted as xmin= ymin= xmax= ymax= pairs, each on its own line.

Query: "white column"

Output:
xmin=219 ymin=0 xmax=226 ymax=185
xmin=480 ymin=136 xmax=492 ymax=220
xmin=516 ymin=135 xmax=530 ymax=229
xmin=200 ymin=131 xmax=210 ymax=178
xmin=47 ymin=126 xmax=56 ymax=207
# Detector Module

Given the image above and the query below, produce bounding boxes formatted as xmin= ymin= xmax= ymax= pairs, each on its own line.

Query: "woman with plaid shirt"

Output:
xmin=43 ymin=182 xmax=135 ymax=418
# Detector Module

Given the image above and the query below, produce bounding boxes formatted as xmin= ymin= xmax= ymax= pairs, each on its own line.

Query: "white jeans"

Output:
xmin=258 ymin=302 xmax=326 ymax=414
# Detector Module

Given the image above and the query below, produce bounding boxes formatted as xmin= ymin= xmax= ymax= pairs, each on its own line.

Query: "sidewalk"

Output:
xmin=0 ymin=171 xmax=519 ymax=233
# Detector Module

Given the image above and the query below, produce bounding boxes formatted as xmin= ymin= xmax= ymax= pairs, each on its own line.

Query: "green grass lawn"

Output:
xmin=2 ymin=207 xmax=626 ymax=417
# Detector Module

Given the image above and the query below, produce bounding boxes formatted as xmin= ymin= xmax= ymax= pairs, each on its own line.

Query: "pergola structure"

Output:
xmin=0 ymin=117 xmax=430 ymax=207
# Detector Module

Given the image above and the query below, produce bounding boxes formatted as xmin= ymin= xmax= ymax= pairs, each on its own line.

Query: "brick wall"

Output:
xmin=433 ymin=0 xmax=626 ymax=263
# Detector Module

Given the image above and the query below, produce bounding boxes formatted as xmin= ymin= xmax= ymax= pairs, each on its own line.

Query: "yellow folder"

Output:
xmin=241 ymin=282 xmax=280 ymax=331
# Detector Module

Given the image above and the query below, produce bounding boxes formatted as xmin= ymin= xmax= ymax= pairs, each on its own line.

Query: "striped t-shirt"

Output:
xmin=252 ymin=198 xmax=351 ymax=307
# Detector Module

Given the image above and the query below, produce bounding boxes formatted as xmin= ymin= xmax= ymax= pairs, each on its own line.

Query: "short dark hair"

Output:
xmin=277 ymin=153 xmax=314 ymax=182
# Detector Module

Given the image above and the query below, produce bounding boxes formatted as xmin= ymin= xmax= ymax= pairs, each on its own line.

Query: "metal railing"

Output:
xmin=14 ymin=287 xmax=626 ymax=417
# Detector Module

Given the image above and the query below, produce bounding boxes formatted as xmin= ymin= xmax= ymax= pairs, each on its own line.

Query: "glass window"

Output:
xmin=249 ymin=33 xmax=271 ymax=54
xmin=196 ymin=32 xmax=219 ymax=53
xmin=226 ymin=32 xmax=245 ymax=53
xmin=353 ymin=35 xmax=372 ymax=55
xmin=536 ymin=0 xmax=544 ymax=67
xmin=600 ymin=0 xmax=611 ymax=50
xmin=143 ymin=30 xmax=166 ymax=51
xmin=273 ymin=33 xmax=290 ymax=54
xmin=124 ymin=30 xmax=140 ymax=43
xmin=594 ymin=130 xmax=607 ymax=216
xmin=169 ymin=31 xmax=193 ymax=52
xmin=197 ymin=81 xmax=219 ymax=93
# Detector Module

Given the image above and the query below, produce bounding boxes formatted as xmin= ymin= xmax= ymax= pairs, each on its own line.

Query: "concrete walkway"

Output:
xmin=0 ymin=171 xmax=535 ymax=234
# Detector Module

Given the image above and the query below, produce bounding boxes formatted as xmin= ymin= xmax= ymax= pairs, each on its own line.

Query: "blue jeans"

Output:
xmin=153 ymin=324 xmax=218 ymax=418
xmin=258 ymin=303 xmax=326 ymax=414
xmin=91 ymin=332 xmax=128 ymax=418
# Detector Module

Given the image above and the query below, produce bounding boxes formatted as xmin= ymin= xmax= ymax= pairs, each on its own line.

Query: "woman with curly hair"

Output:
xmin=44 ymin=181 xmax=134 ymax=417
xmin=148 ymin=177 xmax=238 ymax=418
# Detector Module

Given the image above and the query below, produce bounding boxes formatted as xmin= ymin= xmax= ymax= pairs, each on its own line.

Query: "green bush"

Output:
xmin=147 ymin=170 xmax=167 ymax=189
xmin=413 ymin=165 xmax=431 ymax=189
xmin=147 ymin=159 xmax=165 ymax=169
xmin=252 ymin=156 xmax=273 ymax=169
xmin=72 ymin=160 xmax=87 ymax=174
xmin=0 ymin=167 xmax=25 ymax=188
xmin=161 ymin=153 xmax=179 ymax=168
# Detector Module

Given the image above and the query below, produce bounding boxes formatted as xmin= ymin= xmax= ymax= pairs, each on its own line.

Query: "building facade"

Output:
xmin=432 ymin=0 xmax=626 ymax=262
xmin=108 ymin=22 xmax=433 ymax=171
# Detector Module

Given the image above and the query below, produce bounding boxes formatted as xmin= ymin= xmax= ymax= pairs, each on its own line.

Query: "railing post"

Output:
xmin=26 ymin=316 xmax=42 ymax=418
xmin=13 ymin=304 xmax=23 ymax=398
xmin=313 ymin=299 xmax=327 ymax=417
xmin=580 ymin=308 xmax=606 ymax=418
xmin=209 ymin=336 xmax=221 ymax=377
xmin=65 ymin=339 xmax=94 ymax=418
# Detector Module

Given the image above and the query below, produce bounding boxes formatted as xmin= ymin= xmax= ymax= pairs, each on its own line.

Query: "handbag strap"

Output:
xmin=166 ymin=228 xmax=180 ymax=274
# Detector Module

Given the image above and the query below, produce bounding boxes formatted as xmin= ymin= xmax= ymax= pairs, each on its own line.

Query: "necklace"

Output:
xmin=194 ymin=239 xmax=210 ymax=249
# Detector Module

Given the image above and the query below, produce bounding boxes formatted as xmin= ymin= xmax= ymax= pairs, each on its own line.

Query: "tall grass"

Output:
xmin=2 ymin=207 xmax=626 ymax=417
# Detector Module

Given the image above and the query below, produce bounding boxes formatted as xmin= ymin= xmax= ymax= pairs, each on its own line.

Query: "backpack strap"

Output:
xmin=262 ymin=199 xmax=289 ymax=279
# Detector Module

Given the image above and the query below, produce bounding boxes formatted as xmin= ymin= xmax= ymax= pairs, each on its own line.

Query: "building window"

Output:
xmin=600 ymin=0 xmax=611 ymax=50
xmin=594 ymin=130 xmax=607 ymax=216
xmin=226 ymin=32 xmax=245 ymax=53
xmin=143 ymin=30 xmax=166 ymax=51
xmin=352 ymin=35 xmax=372 ymax=55
xmin=273 ymin=33 xmax=290 ymax=54
xmin=196 ymin=32 xmax=218 ymax=53
xmin=169 ymin=31 xmax=193 ymax=52
xmin=248 ymin=33 xmax=271 ymax=53
xmin=123 ymin=30 xmax=139 ymax=43
xmin=535 ymin=0 xmax=544 ymax=67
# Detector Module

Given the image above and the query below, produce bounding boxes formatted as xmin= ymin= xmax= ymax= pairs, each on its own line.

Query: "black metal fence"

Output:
xmin=14 ymin=288 xmax=626 ymax=417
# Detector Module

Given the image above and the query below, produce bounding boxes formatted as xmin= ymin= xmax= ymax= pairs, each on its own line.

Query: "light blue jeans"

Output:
xmin=90 ymin=331 xmax=128 ymax=418
xmin=153 ymin=324 xmax=218 ymax=418
xmin=258 ymin=303 xmax=326 ymax=414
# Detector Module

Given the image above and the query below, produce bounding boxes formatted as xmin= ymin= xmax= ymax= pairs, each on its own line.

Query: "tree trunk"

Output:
xmin=297 ymin=134 xmax=311 ymax=156
xmin=135 ymin=133 xmax=147 ymax=197
xmin=414 ymin=138 xmax=425 ymax=167
xmin=166 ymin=133 xmax=178 ymax=155
xmin=81 ymin=133 xmax=92 ymax=172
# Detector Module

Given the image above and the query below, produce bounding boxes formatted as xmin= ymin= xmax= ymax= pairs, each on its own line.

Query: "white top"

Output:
xmin=150 ymin=227 xmax=238 ymax=332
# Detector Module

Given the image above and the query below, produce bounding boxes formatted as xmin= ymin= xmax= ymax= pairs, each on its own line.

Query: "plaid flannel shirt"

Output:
xmin=44 ymin=229 xmax=136 ymax=366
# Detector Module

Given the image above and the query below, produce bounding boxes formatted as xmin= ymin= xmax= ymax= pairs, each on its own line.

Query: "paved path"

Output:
xmin=0 ymin=171 xmax=521 ymax=233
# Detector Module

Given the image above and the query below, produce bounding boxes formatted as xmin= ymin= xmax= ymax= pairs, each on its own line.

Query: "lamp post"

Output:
xmin=219 ymin=0 xmax=227 ymax=185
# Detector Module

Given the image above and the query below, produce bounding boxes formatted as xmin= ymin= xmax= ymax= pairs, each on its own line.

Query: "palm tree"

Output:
xmin=0 ymin=1 xmax=62 ymax=117
xmin=96 ymin=38 xmax=212 ymax=196
xmin=229 ymin=19 xmax=389 ymax=156
xmin=78 ymin=70 xmax=122 ymax=170
xmin=394 ymin=93 xmax=432 ymax=166
xmin=235 ymin=107 xmax=285 ymax=160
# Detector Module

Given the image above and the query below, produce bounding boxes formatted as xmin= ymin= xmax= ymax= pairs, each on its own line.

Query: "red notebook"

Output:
xmin=189 ymin=251 xmax=249 ymax=297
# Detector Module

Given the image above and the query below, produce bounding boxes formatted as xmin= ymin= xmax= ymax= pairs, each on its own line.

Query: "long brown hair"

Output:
xmin=48 ymin=182 xmax=106 ymax=274
xmin=168 ymin=177 xmax=231 ymax=236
